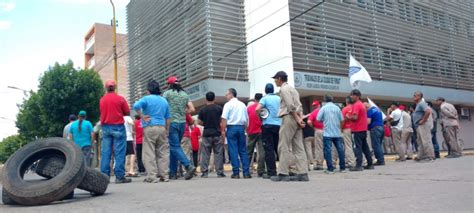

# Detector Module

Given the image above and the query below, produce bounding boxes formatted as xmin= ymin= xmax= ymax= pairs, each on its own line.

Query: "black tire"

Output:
xmin=36 ymin=156 xmax=109 ymax=195
xmin=1 ymin=137 xmax=85 ymax=206
xmin=2 ymin=184 xmax=74 ymax=205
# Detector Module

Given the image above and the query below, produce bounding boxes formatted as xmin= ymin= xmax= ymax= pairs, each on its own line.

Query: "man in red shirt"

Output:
xmin=246 ymin=93 xmax=266 ymax=177
xmin=99 ymin=80 xmax=132 ymax=183
xmin=346 ymin=89 xmax=373 ymax=171
xmin=342 ymin=96 xmax=356 ymax=168
xmin=134 ymin=115 xmax=146 ymax=175
xmin=307 ymin=100 xmax=324 ymax=170
xmin=178 ymin=114 xmax=194 ymax=176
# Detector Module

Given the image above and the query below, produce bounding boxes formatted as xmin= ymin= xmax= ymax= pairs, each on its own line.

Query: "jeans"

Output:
xmin=262 ymin=125 xmax=280 ymax=176
xmin=226 ymin=125 xmax=250 ymax=176
xmin=370 ymin=126 xmax=385 ymax=163
xmin=101 ymin=124 xmax=126 ymax=179
xmin=169 ymin=122 xmax=191 ymax=176
xmin=431 ymin=130 xmax=440 ymax=156
xmin=82 ymin=145 xmax=92 ymax=167
xmin=323 ymin=137 xmax=345 ymax=171
xmin=353 ymin=131 xmax=373 ymax=167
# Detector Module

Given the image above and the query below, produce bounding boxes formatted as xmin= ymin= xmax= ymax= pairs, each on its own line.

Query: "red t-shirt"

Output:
xmin=384 ymin=124 xmax=391 ymax=137
xmin=134 ymin=119 xmax=144 ymax=144
xmin=183 ymin=114 xmax=193 ymax=138
xmin=190 ymin=126 xmax=201 ymax=151
xmin=350 ymin=100 xmax=368 ymax=132
xmin=100 ymin=92 xmax=130 ymax=125
xmin=341 ymin=105 xmax=353 ymax=130
xmin=247 ymin=103 xmax=262 ymax=135
xmin=308 ymin=108 xmax=324 ymax=130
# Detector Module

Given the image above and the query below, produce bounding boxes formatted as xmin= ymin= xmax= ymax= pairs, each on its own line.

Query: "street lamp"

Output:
xmin=110 ymin=0 xmax=118 ymax=91
xmin=7 ymin=85 xmax=29 ymax=97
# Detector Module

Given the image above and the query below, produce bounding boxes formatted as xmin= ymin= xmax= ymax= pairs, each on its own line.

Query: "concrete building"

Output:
xmin=84 ymin=23 xmax=129 ymax=100
xmin=126 ymin=1 xmax=473 ymax=148
xmin=126 ymin=0 xmax=248 ymax=106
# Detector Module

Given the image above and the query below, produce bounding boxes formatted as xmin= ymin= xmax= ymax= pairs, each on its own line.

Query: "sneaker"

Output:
xmin=262 ymin=174 xmax=271 ymax=179
xmin=184 ymin=165 xmax=196 ymax=180
xmin=201 ymin=173 xmax=208 ymax=178
xmin=217 ymin=173 xmax=226 ymax=178
xmin=243 ymin=174 xmax=252 ymax=179
xmin=445 ymin=154 xmax=461 ymax=159
xmin=364 ymin=165 xmax=375 ymax=170
xmin=159 ymin=176 xmax=169 ymax=182
xmin=314 ymin=166 xmax=324 ymax=171
xmin=296 ymin=173 xmax=310 ymax=181
xmin=406 ymin=157 xmax=413 ymax=160
xmin=374 ymin=161 xmax=385 ymax=166
xmin=258 ymin=173 xmax=264 ymax=178
xmin=270 ymin=174 xmax=292 ymax=182
xmin=349 ymin=167 xmax=363 ymax=172
xmin=143 ymin=177 xmax=159 ymax=183
xmin=169 ymin=176 xmax=178 ymax=180
xmin=418 ymin=158 xmax=434 ymax=163
xmin=289 ymin=172 xmax=297 ymax=176
xmin=231 ymin=174 xmax=240 ymax=179
xmin=324 ymin=170 xmax=335 ymax=174
xmin=115 ymin=177 xmax=132 ymax=184
xmin=339 ymin=169 xmax=347 ymax=173
xmin=395 ymin=158 xmax=406 ymax=162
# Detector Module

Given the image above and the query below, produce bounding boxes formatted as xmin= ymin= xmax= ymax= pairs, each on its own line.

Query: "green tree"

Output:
xmin=16 ymin=60 xmax=104 ymax=139
xmin=0 ymin=135 xmax=27 ymax=163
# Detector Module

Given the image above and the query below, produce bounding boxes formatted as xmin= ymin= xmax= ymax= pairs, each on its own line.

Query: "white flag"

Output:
xmin=367 ymin=97 xmax=386 ymax=120
xmin=349 ymin=54 xmax=372 ymax=89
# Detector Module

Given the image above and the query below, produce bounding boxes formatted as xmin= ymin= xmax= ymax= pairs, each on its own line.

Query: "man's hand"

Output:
xmin=221 ymin=131 xmax=226 ymax=139
xmin=297 ymin=118 xmax=306 ymax=128
xmin=143 ymin=115 xmax=151 ymax=122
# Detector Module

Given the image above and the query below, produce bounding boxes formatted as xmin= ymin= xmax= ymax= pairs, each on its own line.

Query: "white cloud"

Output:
xmin=0 ymin=20 xmax=11 ymax=30
xmin=0 ymin=2 xmax=15 ymax=12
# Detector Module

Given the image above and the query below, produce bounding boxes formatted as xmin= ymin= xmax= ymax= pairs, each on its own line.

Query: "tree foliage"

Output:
xmin=0 ymin=135 xmax=27 ymax=163
xmin=16 ymin=60 xmax=104 ymax=139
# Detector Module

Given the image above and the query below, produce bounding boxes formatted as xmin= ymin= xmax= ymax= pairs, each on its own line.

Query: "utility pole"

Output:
xmin=110 ymin=0 xmax=118 ymax=91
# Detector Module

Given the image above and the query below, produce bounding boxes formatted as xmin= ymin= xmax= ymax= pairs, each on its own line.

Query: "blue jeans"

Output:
xmin=323 ymin=137 xmax=345 ymax=171
xmin=169 ymin=122 xmax=190 ymax=176
xmin=226 ymin=125 xmax=250 ymax=175
xmin=431 ymin=131 xmax=440 ymax=155
xmin=82 ymin=145 xmax=92 ymax=167
xmin=370 ymin=126 xmax=385 ymax=163
xmin=101 ymin=124 xmax=126 ymax=179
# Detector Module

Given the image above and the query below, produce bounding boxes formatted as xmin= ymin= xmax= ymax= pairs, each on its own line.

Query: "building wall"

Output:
xmin=126 ymin=0 xmax=247 ymax=105
xmin=84 ymin=23 xmax=129 ymax=101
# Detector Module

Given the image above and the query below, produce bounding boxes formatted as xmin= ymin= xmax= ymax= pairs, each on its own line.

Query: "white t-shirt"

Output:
xmin=123 ymin=116 xmax=134 ymax=141
xmin=221 ymin=98 xmax=248 ymax=126
xmin=389 ymin=108 xmax=404 ymax=130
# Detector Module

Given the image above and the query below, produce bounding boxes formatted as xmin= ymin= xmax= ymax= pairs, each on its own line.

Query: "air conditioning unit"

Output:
xmin=460 ymin=108 xmax=470 ymax=117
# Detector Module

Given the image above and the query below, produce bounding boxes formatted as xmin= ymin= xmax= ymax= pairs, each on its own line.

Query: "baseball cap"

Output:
xmin=272 ymin=71 xmax=288 ymax=79
xmin=105 ymin=80 xmax=116 ymax=88
xmin=399 ymin=105 xmax=406 ymax=111
xmin=167 ymin=76 xmax=179 ymax=84
xmin=265 ymin=83 xmax=274 ymax=94
xmin=78 ymin=110 xmax=87 ymax=117
xmin=312 ymin=100 xmax=320 ymax=107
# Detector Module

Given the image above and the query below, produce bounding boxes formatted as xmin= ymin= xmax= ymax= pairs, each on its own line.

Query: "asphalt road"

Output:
xmin=1 ymin=156 xmax=473 ymax=212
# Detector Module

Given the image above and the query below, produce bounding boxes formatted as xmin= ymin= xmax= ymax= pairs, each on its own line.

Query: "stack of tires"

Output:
xmin=1 ymin=137 xmax=109 ymax=206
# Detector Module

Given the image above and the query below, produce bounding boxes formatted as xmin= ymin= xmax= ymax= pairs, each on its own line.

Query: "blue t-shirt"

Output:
xmin=133 ymin=94 xmax=171 ymax=128
xmin=259 ymin=94 xmax=282 ymax=126
xmin=367 ymin=106 xmax=384 ymax=129
xmin=69 ymin=120 xmax=93 ymax=148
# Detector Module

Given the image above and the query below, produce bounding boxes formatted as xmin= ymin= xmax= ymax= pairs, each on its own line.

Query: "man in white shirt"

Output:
xmin=123 ymin=115 xmax=137 ymax=177
xmin=221 ymin=88 xmax=251 ymax=179
xmin=63 ymin=114 xmax=77 ymax=139
xmin=386 ymin=102 xmax=405 ymax=161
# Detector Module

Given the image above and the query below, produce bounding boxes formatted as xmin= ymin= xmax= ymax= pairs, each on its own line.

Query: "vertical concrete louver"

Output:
xmin=126 ymin=0 xmax=247 ymax=104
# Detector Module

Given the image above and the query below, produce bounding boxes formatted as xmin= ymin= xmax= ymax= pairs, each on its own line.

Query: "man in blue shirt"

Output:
xmin=255 ymin=83 xmax=281 ymax=178
xmin=365 ymin=102 xmax=385 ymax=166
xmin=133 ymin=80 xmax=171 ymax=183
xmin=69 ymin=110 xmax=94 ymax=167
xmin=316 ymin=94 xmax=345 ymax=174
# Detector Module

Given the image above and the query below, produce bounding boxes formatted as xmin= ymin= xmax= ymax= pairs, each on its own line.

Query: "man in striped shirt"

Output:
xmin=317 ymin=94 xmax=345 ymax=174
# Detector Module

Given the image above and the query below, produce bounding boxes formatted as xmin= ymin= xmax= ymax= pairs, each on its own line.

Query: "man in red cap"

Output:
xmin=99 ymin=80 xmax=132 ymax=183
xmin=307 ymin=100 xmax=324 ymax=170
xmin=163 ymin=76 xmax=196 ymax=180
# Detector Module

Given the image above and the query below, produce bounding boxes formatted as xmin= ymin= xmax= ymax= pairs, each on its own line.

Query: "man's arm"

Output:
xmin=186 ymin=101 xmax=195 ymax=114
xmin=220 ymin=118 xmax=227 ymax=138
xmin=255 ymin=103 xmax=263 ymax=114
xmin=419 ymin=107 xmax=432 ymax=125
xmin=166 ymin=119 xmax=171 ymax=134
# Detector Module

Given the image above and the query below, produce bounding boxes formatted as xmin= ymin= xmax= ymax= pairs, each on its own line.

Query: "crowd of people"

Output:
xmin=63 ymin=71 xmax=463 ymax=183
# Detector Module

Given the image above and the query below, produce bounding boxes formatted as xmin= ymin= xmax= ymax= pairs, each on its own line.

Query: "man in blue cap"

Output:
xmin=256 ymin=83 xmax=282 ymax=179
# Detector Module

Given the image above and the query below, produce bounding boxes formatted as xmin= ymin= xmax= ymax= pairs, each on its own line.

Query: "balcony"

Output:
xmin=87 ymin=56 xmax=95 ymax=69
xmin=85 ymin=34 xmax=95 ymax=54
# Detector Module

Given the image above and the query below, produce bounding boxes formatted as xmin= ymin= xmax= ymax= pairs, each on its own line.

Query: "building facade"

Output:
xmin=126 ymin=0 xmax=248 ymax=106
xmin=246 ymin=0 xmax=474 ymax=148
xmin=84 ymin=23 xmax=129 ymax=100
